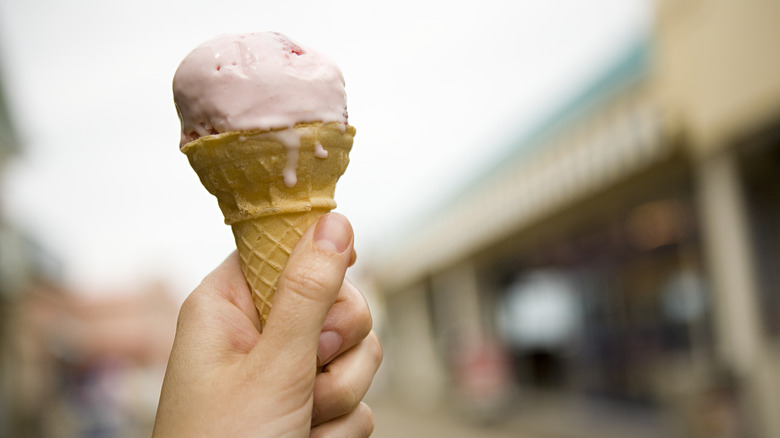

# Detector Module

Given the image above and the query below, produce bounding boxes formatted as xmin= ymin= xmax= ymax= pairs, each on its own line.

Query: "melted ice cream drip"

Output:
xmin=267 ymin=125 xmax=332 ymax=187
xmin=314 ymin=142 xmax=328 ymax=159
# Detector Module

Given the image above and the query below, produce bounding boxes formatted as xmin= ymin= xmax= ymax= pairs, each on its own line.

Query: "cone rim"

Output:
xmin=180 ymin=121 xmax=355 ymax=154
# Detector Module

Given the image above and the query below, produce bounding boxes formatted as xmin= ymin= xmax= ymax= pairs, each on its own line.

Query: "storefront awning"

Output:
xmin=373 ymin=42 xmax=676 ymax=292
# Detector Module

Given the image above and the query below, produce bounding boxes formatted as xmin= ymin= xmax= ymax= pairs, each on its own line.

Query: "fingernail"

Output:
xmin=317 ymin=330 xmax=343 ymax=366
xmin=314 ymin=214 xmax=352 ymax=254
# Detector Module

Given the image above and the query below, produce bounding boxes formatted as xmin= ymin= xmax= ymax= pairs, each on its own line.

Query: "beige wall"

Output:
xmin=384 ymin=284 xmax=448 ymax=410
xmin=656 ymin=2 xmax=780 ymax=435
xmin=655 ymin=0 xmax=780 ymax=153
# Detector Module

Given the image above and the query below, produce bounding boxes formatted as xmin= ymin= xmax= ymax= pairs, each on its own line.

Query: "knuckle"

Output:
xmin=367 ymin=331 xmax=383 ymax=367
xmin=343 ymin=280 xmax=374 ymax=336
xmin=178 ymin=291 xmax=205 ymax=323
xmin=280 ymin=265 xmax=332 ymax=300
xmin=334 ymin=374 xmax=361 ymax=411
xmin=358 ymin=403 xmax=375 ymax=437
xmin=175 ymin=292 xmax=211 ymax=335
xmin=354 ymin=304 xmax=373 ymax=339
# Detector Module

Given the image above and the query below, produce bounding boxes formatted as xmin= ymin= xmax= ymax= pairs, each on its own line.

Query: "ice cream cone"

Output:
xmin=182 ymin=121 xmax=355 ymax=330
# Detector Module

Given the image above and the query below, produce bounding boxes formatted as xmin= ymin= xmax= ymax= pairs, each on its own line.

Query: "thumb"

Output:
xmin=256 ymin=213 xmax=354 ymax=366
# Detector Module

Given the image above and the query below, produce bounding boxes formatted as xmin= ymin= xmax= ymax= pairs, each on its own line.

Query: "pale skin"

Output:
xmin=153 ymin=213 xmax=382 ymax=437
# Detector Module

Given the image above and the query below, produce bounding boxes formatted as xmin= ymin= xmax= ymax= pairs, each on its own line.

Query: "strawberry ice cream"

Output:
xmin=173 ymin=31 xmax=348 ymax=147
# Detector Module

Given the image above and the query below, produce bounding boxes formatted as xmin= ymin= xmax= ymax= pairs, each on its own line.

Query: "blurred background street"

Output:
xmin=2 ymin=0 xmax=780 ymax=437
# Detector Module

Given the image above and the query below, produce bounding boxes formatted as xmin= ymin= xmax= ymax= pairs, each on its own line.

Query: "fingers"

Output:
xmin=317 ymin=279 xmax=373 ymax=366
xmin=196 ymin=251 xmax=261 ymax=332
xmin=177 ymin=252 xmax=262 ymax=357
xmin=311 ymin=331 xmax=382 ymax=426
xmin=256 ymin=213 xmax=355 ymax=366
xmin=310 ymin=403 xmax=374 ymax=438
xmin=349 ymin=247 xmax=357 ymax=267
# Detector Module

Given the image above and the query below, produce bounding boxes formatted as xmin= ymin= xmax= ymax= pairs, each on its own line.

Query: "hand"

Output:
xmin=153 ymin=213 xmax=382 ymax=437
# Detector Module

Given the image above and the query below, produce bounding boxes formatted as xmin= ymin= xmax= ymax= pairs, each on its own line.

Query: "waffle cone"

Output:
xmin=182 ymin=122 xmax=355 ymax=329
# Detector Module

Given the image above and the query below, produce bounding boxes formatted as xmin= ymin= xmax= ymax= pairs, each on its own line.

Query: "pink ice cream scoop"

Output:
xmin=173 ymin=31 xmax=349 ymax=147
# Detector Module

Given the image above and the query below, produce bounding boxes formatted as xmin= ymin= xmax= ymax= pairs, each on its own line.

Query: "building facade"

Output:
xmin=371 ymin=2 xmax=780 ymax=437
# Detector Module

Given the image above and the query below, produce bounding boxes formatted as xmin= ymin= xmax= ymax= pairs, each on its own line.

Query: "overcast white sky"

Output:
xmin=0 ymin=0 xmax=650 ymax=298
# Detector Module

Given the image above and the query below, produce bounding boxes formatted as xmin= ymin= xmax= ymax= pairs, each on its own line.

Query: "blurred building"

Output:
xmin=0 ymin=45 xmax=34 ymax=438
xmin=370 ymin=2 xmax=780 ymax=437
xmin=6 ymin=282 xmax=178 ymax=438
xmin=0 ymin=51 xmax=179 ymax=437
xmin=1 ymin=260 xmax=178 ymax=438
